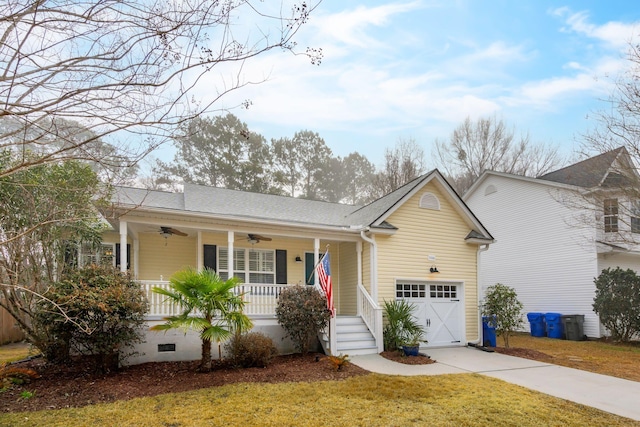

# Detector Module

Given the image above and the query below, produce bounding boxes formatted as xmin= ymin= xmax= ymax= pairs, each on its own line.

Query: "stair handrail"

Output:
xmin=357 ymin=284 xmax=384 ymax=352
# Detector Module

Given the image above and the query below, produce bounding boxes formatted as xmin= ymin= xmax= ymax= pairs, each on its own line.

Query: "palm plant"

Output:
xmin=383 ymin=299 xmax=425 ymax=351
xmin=150 ymin=268 xmax=253 ymax=372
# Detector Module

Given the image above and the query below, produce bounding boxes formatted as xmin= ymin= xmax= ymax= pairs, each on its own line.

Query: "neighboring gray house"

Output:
xmin=464 ymin=147 xmax=640 ymax=338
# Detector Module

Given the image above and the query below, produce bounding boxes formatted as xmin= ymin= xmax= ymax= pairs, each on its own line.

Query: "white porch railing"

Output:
xmin=357 ymin=283 xmax=384 ymax=352
xmin=140 ymin=281 xmax=290 ymax=318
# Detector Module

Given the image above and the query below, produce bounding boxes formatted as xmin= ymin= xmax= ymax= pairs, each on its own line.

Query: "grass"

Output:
xmin=1 ymin=373 xmax=638 ymax=427
xmin=507 ymin=333 xmax=640 ymax=381
xmin=0 ymin=342 xmax=37 ymax=364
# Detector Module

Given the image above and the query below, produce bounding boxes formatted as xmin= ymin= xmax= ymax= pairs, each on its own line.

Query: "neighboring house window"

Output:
xmin=419 ymin=193 xmax=440 ymax=210
xmin=218 ymin=248 xmax=274 ymax=284
xmin=632 ymin=201 xmax=640 ymax=234
xmin=604 ymin=199 xmax=619 ymax=233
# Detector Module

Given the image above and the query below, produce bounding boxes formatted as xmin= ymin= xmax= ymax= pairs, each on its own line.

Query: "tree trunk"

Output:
xmin=200 ymin=338 xmax=212 ymax=372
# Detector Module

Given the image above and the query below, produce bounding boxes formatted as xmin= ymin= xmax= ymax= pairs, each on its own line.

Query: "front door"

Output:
xmin=305 ymin=252 xmax=316 ymax=285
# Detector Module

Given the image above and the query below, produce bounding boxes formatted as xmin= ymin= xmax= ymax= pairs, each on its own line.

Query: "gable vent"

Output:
xmin=484 ymin=185 xmax=497 ymax=196
xmin=419 ymin=193 xmax=440 ymax=210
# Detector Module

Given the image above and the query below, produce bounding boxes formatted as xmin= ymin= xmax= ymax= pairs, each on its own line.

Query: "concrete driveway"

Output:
xmin=350 ymin=346 xmax=640 ymax=421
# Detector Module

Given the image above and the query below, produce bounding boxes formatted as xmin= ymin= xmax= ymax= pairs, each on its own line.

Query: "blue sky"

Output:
xmin=154 ymin=0 xmax=640 ymax=170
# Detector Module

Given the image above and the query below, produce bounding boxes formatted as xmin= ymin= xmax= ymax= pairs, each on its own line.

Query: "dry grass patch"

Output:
xmin=0 ymin=343 xmax=37 ymax=364
xmin=1 ymin=374 xmax=638 ymax=427
xmin=507 ymin=333 xmax=640 ymax=382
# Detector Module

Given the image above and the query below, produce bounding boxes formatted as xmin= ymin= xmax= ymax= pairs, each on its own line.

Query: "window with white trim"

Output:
xmin=631 ymin=200 xmax=640 ymax=234
xmin=218 ymin=248 xmax=274 ymax=284
xmin=430 ymin=284 xmax=457 ymax=299
xmin=604 ymin=198 xmax=619 ymax=233
xmin=78 ymin=243 xmax=114 ymax=267
xmin=396 ymin=283 xmax=426 ymax=298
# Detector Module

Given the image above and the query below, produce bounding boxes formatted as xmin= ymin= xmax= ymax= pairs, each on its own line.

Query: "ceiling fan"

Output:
xmin=247 ymin=233 xmax=272 ymax=244
xmin=159 ymin=226 xmax=188 ymax=238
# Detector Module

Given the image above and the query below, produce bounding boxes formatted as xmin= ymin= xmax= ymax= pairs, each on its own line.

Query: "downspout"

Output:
xmin=359 ymin=228 xmax=377 ymax=302
xmin=469 ymin=243 xmax=491 ymax=345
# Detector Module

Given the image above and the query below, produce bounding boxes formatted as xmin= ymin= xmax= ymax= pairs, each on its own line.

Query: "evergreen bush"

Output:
xmin=593 ymin=267 xmax=640 ymax=342
xmin=275 ymin=285 xmax=330 ymax=353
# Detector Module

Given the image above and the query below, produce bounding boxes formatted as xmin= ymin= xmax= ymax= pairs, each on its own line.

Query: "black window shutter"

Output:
xmin=115 ymin=243 xmax=131 ymax=270
xmin=204 ymin=245 xmax=217 ymax=271
xmin=276 ymin=250 xmax=287 ymax=284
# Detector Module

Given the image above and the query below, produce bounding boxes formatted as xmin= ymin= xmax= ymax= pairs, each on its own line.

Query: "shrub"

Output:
xmin=0 ymin=363 xmax=39 ymax=390
xmin=326 ymin=353 xmax=350 ymax=371
xmin=225 ymin=332 xmax=278 ymax=368
xmin=34 ymin=265 xmax=148 ymax=372
xmin=383 ymin=299 xmax=425 ymax=351
xmin=481 ymin=283 xmax=523 ymax=348
xmin=275 ymin=285 xmax=330 ymax=354
xmin=593 ymin=267 xmax=640 ymax=342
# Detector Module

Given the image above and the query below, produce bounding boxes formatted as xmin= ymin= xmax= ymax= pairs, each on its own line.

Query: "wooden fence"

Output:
xmin=0 ymin=306 xmax=25 ymax=345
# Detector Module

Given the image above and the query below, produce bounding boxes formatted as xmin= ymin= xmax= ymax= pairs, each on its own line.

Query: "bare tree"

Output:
xmin=368 ymin=138 xmax=427 ymax=201
xmin=0 ymin=0 xmax=321 ymax=179
xmin=434 ymin=116 xmax=562 ymax=194
xmin=573 ymin=41 xmax=640 ymax=245
xmin=0 ymin=0 xmax=320 ymax=353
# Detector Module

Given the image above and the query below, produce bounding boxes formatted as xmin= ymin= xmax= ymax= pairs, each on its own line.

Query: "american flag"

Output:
xmin=315 ymin=252 xmax=335 ymax=317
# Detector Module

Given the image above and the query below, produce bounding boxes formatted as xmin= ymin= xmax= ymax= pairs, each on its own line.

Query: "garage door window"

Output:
xmin=430 ymin=284 xmax=457 ymax=299
xmin=396 ymin=283 xmax=426 ymax=298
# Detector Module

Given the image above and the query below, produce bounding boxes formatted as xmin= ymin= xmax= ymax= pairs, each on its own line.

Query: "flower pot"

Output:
xmin=402 ymin=345 xmax=420 ymax=357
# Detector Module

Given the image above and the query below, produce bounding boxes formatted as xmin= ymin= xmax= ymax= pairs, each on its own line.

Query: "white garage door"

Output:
xmin=396 ymin=281 xmax=464 ymax=347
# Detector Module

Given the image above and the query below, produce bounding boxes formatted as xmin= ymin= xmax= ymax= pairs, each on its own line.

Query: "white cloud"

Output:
xmin=312 ymin=1 xmax=426 ymax=48
xmin=554 ymin=8 xmax=639 ymax=48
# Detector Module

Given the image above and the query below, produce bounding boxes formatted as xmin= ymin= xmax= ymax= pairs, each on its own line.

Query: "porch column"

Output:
xmin=356 ymin=241 xmax=363 ymax=316
xmin=228 ymin=231 xmax=234 ymax=279
xmin=119 ymin=220 xmax=127 ymax=273
xmin=197 ymin=231 xmax=203 ymax=272
xmin=313 ymin=238 xmax=320 ymax=286
xmin=133 ymin=239 xmax=139 ymax=279
xmin=356 ymin=241 xmax=363 ymax=287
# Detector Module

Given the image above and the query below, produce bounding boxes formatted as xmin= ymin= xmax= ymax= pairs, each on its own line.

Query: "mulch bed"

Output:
xmin=0 ymin=353 xmax=369 ymax=413
xmin=380 ymin=350 xmax=436 ymax=365
xmin=1 ymin=346 xmax=548 ymax=414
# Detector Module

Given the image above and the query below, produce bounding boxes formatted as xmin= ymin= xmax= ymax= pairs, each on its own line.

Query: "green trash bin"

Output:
xmin=561 ymin=315 xmax=585 ymax=341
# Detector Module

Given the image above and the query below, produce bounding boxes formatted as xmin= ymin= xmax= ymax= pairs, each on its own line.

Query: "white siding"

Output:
xmin=466 ymin=175 xmax=603 ymax=337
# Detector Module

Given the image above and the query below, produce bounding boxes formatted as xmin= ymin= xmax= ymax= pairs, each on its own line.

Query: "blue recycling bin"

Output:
xmin=545 ymin=312 xmax=563 ymax=339
xmin=482 ymin=315 xmax=497 ymax=347
xmin=527 ymin=312 xmax=546 ymax=337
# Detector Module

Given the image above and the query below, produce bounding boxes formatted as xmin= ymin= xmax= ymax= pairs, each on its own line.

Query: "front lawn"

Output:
xmin=505 ymin=333 xmax=640 ymax=382
xmin=0 ymin=342 xmax=37 ymax=364
xmin=1 ymin=373 xmax=637 ymax=427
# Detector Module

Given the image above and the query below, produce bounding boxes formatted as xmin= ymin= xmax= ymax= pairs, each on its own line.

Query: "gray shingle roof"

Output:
xmin=113 ymin=173 xmax=436 ymax=229
xmin=112 ymin=168 xmax=491 ymax=243
xmin=537 ymin=147 xmax=626 ymax=188
xmin=345 ymin=171 xmax=436 ymax=226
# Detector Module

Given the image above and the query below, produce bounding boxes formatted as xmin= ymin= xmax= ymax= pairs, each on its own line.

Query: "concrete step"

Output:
xmin=337 ymin=332 xmax=374 ymax=342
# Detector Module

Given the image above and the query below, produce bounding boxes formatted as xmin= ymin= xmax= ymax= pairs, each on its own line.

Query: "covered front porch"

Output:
xmin=140 ymin=280 xmax=382 ymax=357
xmin=105 ymin=215 xmax=384 ymax=358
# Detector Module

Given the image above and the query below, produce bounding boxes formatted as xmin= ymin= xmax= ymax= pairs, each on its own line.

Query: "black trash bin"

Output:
xmin=561 ymin=314 xmax=585 ymax=341
xmin=526 ymin=312 xmax=546 ymax=337
xmin=482 ymin=315 xmax=497 ymax=347
xmin=545 ymin=313 xmax=563 ymax=339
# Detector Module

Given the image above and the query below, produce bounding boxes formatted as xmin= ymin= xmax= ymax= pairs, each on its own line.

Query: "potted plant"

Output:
xmin=383 ymin=299 xmax=427 ymax=356
xmin=401 ymin=328 xmax=426 ymax=357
